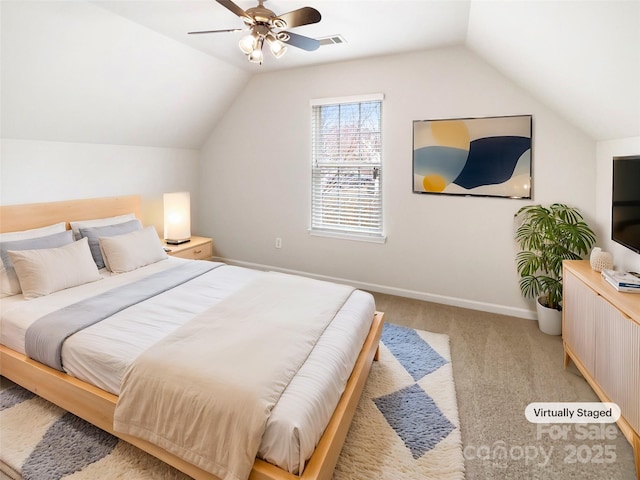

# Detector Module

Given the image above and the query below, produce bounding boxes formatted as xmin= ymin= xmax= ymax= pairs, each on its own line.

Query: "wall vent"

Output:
xmin=318 ymin=35 xmax=346 ymax=46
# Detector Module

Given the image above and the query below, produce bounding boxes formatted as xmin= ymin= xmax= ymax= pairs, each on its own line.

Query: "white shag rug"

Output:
xmin=0 ymin=324 xmax=464 ymax=480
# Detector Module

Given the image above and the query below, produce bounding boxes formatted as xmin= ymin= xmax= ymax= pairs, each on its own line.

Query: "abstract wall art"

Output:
xmin=412 ymin=115 xmax=532 ymax=198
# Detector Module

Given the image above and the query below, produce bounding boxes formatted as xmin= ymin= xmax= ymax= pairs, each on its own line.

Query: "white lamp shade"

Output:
xmin=164 ymin=192 xmax=191 ymax=243
xmin=266 ymin=34 xmax=287 ymax=58
xmin=248 ymin=37 xmax=264 ymax=64
xmin=239 ymin=33 xmax=257 ymax=54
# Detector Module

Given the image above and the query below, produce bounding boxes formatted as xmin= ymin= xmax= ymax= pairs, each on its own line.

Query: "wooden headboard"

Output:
xmin=0 ymin=195 xmax=141 ymax=234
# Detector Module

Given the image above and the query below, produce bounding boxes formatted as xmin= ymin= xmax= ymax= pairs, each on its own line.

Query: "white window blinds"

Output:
xmin=310 ymin=94 xmax=384 ymax=241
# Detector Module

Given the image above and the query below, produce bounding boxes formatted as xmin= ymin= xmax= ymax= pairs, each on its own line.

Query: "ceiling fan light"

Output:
xmin=248 ymin=37 xmax=264 ymax=64
xmin=271 ymin=42 xmax=287 ymax=59
xmin=266 ymin=34 xmax=287 ymax=58
xmin=239 ymin=33 xmax=257 ymax=54
xmin=248 ymin=49 xmax=263 ymax=64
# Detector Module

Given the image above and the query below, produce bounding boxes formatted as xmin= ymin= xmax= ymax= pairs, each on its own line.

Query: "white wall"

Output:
xmin=0 ymin=139 xmax=200 ymax=233
xmin=595 ymin=136 xmax=640 ymax=272
xmin=199 ymin=46 xmax=597 ymax=319
xmin=1 ymin=1 xmax=248 ymax=149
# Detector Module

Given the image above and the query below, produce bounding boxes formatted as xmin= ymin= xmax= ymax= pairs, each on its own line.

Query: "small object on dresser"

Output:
xmin=601 ymin=268 xmax=640 ymax=293
xmin=589 ymin=247 xmax=614 ymax=272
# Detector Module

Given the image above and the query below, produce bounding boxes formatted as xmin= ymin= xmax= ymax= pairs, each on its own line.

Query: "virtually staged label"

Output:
xmin=525 ymin=402 xmax=621 ymax=423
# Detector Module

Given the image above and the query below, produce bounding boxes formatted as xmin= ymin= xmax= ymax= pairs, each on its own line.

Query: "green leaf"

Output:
xmin=514 ymin=203 xmax=596 ymax=308
xmin=519 ymin=275 xmax=542 ymax=300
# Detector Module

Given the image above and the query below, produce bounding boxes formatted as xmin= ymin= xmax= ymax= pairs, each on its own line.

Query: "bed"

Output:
xmin=0 ymin=195 xmax=384 ymax=480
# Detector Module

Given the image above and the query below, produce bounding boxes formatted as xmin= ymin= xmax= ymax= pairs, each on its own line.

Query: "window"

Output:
xmin=310 ymin=94 xmax=384 ymax=242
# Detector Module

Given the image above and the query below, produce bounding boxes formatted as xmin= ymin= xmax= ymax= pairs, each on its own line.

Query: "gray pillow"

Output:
xmin=0 ymin=229 xmax=74 ymax=269
xmin=79 ymin=219 xmax=142 ymax=269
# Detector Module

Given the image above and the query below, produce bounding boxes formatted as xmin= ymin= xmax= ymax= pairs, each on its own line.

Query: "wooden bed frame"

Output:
xmin=0 ymin=195 xmax=384 ymax=480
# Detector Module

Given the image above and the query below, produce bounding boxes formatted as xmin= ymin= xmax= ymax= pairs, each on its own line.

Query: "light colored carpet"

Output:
xmin=371 ymin=292 xmax=637 ymax=479
xmin=0 ymin=324 xmax=464 ymax=480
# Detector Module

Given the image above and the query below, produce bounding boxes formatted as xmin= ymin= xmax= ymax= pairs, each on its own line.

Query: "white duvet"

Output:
xmin=0 ymin=257 xmax=376 ymax=474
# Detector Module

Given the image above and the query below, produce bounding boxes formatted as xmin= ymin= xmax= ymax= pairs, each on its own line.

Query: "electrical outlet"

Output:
xmin=275 ymin=237 xmax=282 ymax=249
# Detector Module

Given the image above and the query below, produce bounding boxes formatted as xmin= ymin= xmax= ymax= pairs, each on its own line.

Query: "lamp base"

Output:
xmin=165 ymin=238 xmax=191 ymax=245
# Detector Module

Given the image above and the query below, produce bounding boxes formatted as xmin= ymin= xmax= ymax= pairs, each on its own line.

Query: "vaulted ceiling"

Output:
xmin=1 ymin=1 xmax=638 ymax=149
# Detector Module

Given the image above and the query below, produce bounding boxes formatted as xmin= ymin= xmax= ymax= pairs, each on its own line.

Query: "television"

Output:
xmin=612 ymin=155 xmax=640 ymax=254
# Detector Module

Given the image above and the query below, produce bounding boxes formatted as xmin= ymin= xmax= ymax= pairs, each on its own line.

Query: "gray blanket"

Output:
xmin=25 ymin=261 xmax=221 ymax=370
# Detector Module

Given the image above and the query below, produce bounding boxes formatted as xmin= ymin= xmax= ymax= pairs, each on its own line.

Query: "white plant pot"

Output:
xmin=536 ymin=296 xmax=562 ymax=335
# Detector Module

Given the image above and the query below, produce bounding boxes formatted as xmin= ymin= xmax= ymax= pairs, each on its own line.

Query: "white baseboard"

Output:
xmin=213 ymin=256 xmax=537 ymax=321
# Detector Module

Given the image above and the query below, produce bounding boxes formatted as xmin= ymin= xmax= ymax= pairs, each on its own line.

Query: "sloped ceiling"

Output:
xmin=0 ymin=1 xmax=249 ymax=149
xmin=1 ymin=1 xmax=638 ymax=149
xmin=467 ymin=1 xmax=640 ymax=141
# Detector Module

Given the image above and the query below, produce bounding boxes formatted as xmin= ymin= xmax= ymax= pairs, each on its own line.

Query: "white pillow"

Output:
xmin=0 ymin=230 xmax=74 ymax=298
xmin=8 ymin=237 xmax=102 ymax=299
xmin=78 ymin=219 xmax=143 ymax=269
xmin=70 ymin=213 xmax=136 ymax=240
xmin=99 ymin=226 xmax=168 ymax=273
xmin=0 ymin=222 xmax=67 ymax=242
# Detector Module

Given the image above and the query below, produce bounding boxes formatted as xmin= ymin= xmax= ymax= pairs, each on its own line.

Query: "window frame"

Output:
xmin=309 ymin=93 xmax=385 ymax=244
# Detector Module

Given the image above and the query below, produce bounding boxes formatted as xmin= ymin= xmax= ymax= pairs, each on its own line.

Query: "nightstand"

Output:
xmin=163 ymin=236 xmax=213 ymax=260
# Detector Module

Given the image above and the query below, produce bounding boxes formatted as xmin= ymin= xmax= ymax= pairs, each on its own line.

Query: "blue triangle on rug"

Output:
xmin=381 ymin=322 xmax=448 ymax=381
xmin=373 ymin=383 xmax=455 ymax=459
xmin=1 ymin=385 xmax=119 ymax=480
xmin=24 ymin=412 xmax=119 ymax=480
xmin=0 ymin=384 xmax=35 ymax=410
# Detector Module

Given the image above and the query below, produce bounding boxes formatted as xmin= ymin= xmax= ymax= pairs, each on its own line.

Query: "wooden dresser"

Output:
xmin=162 ymin=236 xmax=213 ymax=260
xmin=563 ymin=260 xmax=640 ymax=477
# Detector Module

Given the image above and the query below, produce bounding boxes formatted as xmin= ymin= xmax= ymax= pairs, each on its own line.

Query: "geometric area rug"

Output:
xmin=0 ymin=324 xmax=464 ymax=480
xmin=333 ymin=323 xmax=465 ymax=480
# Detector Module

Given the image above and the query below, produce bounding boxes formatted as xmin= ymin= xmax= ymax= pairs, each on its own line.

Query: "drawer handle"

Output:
xmin=194 ymin=249 xmax=202 ymax=254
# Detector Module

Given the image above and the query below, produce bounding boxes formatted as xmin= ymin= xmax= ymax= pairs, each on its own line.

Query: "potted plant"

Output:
xmin=514 ymin=203 xmax=596 ymax=335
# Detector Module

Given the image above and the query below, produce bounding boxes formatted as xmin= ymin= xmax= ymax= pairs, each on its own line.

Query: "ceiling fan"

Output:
xmin=188 ymin=0 xmax=322 ymax=64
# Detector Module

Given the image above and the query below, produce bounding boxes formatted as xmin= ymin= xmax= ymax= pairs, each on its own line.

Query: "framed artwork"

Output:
xmin=412 ymin=114 xmax=532 ymax=198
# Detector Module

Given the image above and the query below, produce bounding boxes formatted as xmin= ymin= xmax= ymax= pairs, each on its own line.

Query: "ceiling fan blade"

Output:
xmin=188 ymin=28 xmax=244 ymax=35
xmin=277 ymin=7 xmax=321 ymax=29
xmin=281 ymin=31 xmax=320 ymax=51
xmin=215 ymin=0 xmax=252 ymax=22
